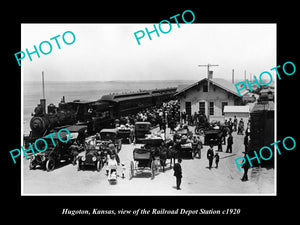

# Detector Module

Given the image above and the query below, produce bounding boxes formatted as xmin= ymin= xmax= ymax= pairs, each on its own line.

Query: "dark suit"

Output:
xmin=207 ymin=148 xmax=214 ymax=169
xmin=226 ymin=134 xmax=233 ymax=153
xmin=173 ymin=162 xmax=182 ymax=189
xmin=242 ymin=159 xmax=250 ymax=181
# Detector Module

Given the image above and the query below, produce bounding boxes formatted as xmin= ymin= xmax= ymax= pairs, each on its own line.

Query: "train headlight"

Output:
xmin=92 ymin=156 xmax=97 ymax=162
xmin=82 ymin=156 xmax=86 ymax=161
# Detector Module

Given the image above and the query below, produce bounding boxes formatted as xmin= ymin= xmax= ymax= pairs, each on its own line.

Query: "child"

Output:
xmin=214 ymin=153 xmax=220 ymax=168
xmin=121 ymin=162 xmax=126 ymax=179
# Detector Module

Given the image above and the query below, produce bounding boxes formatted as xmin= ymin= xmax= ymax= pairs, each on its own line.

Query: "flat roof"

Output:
xmin=224 ymin=105 xmax=250 ymax=113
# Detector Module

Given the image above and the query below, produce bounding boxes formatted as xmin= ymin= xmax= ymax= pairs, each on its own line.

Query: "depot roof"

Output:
xmin=174 ymin=78 xmax=247 ymax=97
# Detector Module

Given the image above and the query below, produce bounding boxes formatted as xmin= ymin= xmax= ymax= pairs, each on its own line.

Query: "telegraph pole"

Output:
xmin=198 ymin=63 xmax=219 ymax=91
xmin=198 ymin=64 xmax=219 ymax=79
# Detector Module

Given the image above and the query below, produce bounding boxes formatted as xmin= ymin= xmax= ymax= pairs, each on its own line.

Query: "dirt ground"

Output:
xmin=22 ymin=126 xmax=275 ymax=195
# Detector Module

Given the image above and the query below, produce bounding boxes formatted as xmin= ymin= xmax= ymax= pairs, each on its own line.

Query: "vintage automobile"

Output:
xmin=204 ymin=129 xmax=222 ymax=146
xmin=29 ymin=125 xmax=86 ymax=171
xmin=134 ymin=121 xmax=151 ymax=143
xmin=100 ymin=128 xmax=122 ymax=152
xmin=117 ymin=125 xmax=134 ymax=144
xmin=77 ymin=142 xmax=107 ymax=172
xmin=179 ymin=142 xmax=193 ymax=159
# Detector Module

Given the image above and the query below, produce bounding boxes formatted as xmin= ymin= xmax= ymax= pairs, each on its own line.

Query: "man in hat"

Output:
xmin=241 ymin=152 xmax=250 ymax=182
xmin=238 ymin=118 xmax=244 ymax=135
xmin=207 ymin=144 xmax=214 ymax=169
xmin=173 ymin=158 xmax=183 ymax=190
xmin=192 ymin=136 xmax=199 ymax=158
xmin=226 ymin=132 xmax=233 ymax=153
xmin=233 ymin=115 xmax=238 ymax=132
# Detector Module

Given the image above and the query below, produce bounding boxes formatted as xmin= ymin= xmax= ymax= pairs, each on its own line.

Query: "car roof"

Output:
xmin=135 ymin=122 xmax=151 ymax=125
xmin=100 ymin=128 xmax=118 ymax=133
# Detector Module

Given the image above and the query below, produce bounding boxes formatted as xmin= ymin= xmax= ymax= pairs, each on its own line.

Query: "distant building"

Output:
xmin=174 ymin=77 xmax=244 ymax=122
xmin=258 ymin=87 xmax=274 ymax=103
xmin=242 ymin=92 xmax=258 ymax=104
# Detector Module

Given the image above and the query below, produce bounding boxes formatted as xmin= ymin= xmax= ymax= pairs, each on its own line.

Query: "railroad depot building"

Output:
xmin=174 ymin=77 xmax=244 ymax=122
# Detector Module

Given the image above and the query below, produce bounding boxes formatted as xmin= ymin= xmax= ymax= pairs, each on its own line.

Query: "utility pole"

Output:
xmin=198 ymin=64 xmax=219 ymax=79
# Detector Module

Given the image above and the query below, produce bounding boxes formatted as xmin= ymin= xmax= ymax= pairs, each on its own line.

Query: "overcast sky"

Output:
xmin=21 ymin=23 xmax=276 ymax=82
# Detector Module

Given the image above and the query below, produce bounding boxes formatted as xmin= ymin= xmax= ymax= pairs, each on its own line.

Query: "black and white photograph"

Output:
xmin=3 ymin=3 xmax=299 ymax=221
xmin=21 ymin=23 xmax=276 ymax=195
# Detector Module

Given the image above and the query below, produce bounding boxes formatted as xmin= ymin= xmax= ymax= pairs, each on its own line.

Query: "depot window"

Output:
xmin=209 ymin=102 xmax=214 ymax=115
xmin=199 ymin=102 xmax=205 ymax=115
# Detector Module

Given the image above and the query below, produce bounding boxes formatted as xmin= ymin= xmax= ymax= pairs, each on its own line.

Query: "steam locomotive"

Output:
xmin=25 ymin=88 xmax=177 ymax=146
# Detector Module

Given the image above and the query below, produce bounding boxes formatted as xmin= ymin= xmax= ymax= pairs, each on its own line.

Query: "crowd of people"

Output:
xmin=87 ymin=99 xmax=252 ymax=187
xmin=115 ymin=100 xmax=181 ymax=131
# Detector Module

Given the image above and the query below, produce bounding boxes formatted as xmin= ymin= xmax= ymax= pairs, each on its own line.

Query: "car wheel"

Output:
xmin=29 ymin=158 xmax=35 ymax=170
xmin=72 ymin=155 xmax=77 ymax=166
xmin=118 ymin=141 xmax=122 ymax=151
xmin=151 ymin=161 xmax=155 ymax=179
xmin=96 ymin=160 xmax=102 ymax=172
xmin=77 ymin=161 xmax=81 ymax=171
xmin=45 ymin=158 xmax=55 ymax=172
xmin=129 ymin=161 xmax=134 ymax=179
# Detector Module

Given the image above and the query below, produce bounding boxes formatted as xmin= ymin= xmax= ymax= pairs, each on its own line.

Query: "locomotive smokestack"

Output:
xmin=41 ymin=71 xmax=46 ymax=114
xmin=42 ymin=71 xmax=45 ymax=99
xmin=40 ymin=99 xmax=46 ymax=115
xmin=232 ymin=69 xmax=234 ymax=84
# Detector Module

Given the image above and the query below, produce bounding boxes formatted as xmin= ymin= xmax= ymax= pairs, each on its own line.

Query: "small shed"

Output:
xmin=223 ymin=105 xmax=250 ymax=125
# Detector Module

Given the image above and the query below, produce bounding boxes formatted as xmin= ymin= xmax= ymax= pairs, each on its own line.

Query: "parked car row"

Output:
xmin=28 ymin=122 xmax=152 ymax=172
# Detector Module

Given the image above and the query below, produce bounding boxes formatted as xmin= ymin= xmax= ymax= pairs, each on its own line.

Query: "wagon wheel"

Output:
xmin=117 ymin=140 xmax=122 ymax=152
xmin=71 ymin=155 xmax=77 ymax=166
xmin=77 ymin=160 xmax=81 ymax=171
xmin=96 ymin=160 xmax=102 ymax=172
xmin=45 ymin=158 xmax=55 ymax=172
xmin=29 ymin=158 xmax=35 ymax=170
xmin=151 ymin=161 xmax=155 ymax=179
xmin=128 ymin=136 xmax=132 ymax=144
xmin=129 ymin=161 xmax=134 ymax=179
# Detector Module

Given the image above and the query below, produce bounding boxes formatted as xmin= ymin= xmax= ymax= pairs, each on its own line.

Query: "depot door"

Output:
xmin=185 ymin=102 xmax=191 ymax=116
